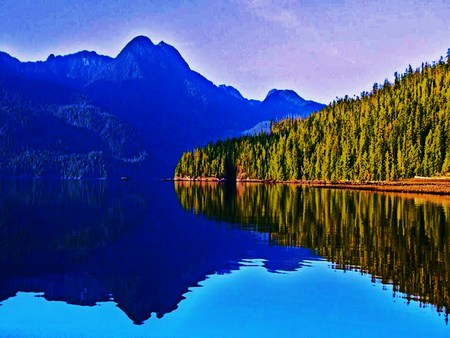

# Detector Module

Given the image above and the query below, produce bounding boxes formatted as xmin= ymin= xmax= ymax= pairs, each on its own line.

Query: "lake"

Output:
xmin=0 ymin=179 xmax=448 ymax=337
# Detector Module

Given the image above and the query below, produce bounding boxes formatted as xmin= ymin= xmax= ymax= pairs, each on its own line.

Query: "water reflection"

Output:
xmin=0 ymin=179 xmax=316 ymax=325
xmin=175 ymin=181 xmax=450 ymax=320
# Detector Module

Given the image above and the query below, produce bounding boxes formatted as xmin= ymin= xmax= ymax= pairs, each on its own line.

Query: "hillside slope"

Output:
xmin=175 ymin=59 xmax=450 ymax=181
xmin=0 ymin=67 xmax=146 ymax=178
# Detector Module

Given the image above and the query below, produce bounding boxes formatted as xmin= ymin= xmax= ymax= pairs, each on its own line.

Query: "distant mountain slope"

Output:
xmin=0 ymin=70 xmax=146 ymax=178
xmin=261 ymin=89 xmax=325 ymax=118
xmin=0 ymin=35 xmax=325 ymax=178
xmin=242 ymin=121 xmax=271 ymax=136
xmin=175 ymin=59 xmax=450 ymax=181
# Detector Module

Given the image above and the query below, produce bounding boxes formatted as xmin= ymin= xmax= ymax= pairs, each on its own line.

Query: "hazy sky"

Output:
xmin=1 ymin=0 xmax=449 ymax=103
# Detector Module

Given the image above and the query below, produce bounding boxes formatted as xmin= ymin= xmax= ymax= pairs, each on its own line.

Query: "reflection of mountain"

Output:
xmin=0 ymin=179 xmax=317 ymax=324
xmin=175 ymin=182 xmax=450 ymax=319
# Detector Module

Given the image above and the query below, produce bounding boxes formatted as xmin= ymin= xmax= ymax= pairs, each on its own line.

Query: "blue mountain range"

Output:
xmin=0 ymin=36 xmax=325 ymax=178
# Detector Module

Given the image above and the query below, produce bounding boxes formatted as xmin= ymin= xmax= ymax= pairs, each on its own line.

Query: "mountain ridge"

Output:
xmin=0 ymin=35 xmax=325 ymax=178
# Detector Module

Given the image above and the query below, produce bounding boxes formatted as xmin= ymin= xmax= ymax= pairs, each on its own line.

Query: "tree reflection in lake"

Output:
xmin=175 ymin=181 xmax=450 ymax=321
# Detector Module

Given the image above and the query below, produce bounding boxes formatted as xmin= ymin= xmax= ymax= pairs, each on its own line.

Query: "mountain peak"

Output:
xmin=119 ymin=36 xmax=155 ymax=56
xmin=265 ymin=89 xmax=305 ymax=102
xmin=267 ymin=88 xmax=279 ymax=97
xmin=128 ymin=35 xmax=154 ymax=47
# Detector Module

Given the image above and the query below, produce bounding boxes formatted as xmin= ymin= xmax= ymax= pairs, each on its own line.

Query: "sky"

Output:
xmin=0 ymin=0 xmax=449 ymax=104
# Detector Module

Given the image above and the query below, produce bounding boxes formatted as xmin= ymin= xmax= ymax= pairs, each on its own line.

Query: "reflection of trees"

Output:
xmin=0 ymin=179 xmax=147 ymax=251
xmin=175 ymin=181 xmax=450 ymax=318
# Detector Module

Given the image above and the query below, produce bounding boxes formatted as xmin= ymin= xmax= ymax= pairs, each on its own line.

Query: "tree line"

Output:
xmin=175 ymin=58 xmax=450 ymax=181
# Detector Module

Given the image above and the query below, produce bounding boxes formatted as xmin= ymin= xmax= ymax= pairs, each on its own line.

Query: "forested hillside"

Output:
xmin=0 ymin=70 xmax=146 ymax=178
xmin=175 ymin=58 xmax=450 ymax=181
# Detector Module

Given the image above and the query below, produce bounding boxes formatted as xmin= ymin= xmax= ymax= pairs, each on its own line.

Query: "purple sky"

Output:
xmin=1 ymin=0 xmax=449 ymax=103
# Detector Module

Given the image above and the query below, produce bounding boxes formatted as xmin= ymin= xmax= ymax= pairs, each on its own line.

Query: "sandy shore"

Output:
xmin=288 ymin=178 xmax=450 ymax=195
xmin=171 ymin=177 xmax=450 ymax=195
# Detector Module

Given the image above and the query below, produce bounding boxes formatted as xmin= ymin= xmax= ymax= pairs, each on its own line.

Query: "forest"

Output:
xmin=175 ymin=57 xmax=450 ymax=181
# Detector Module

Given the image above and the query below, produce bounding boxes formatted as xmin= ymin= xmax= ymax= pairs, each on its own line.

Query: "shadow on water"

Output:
xmin=0 ymin=179 xmax=317 ymax=325
xmin=175 ymin=181 xmax=450 ymax=322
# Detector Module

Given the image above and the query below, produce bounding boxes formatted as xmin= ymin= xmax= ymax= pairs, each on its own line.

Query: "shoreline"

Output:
xmin=169 ymin=177 xmax=450 ymax=196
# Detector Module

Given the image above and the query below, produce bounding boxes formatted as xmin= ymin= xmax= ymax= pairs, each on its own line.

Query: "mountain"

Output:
xmin=0 ymin=35 xmax=325 ymax=178
xmin=175 ymin=59 xmax=450 ymax=181
xmin=261 ymin=89 xmax=325 ymax=118
xmin=241 ymin=89 xmax=326 ymax=136
xmin=0 ymin=62 xmax=145 ymax=178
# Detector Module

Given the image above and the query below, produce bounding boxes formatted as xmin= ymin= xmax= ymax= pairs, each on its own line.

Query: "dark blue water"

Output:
xmin=0 ymin=179 xmax=448 ymax=337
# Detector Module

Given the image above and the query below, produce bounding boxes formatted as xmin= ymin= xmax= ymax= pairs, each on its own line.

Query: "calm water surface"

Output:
xmin=0 ymin=179 xmax=448 ymax=337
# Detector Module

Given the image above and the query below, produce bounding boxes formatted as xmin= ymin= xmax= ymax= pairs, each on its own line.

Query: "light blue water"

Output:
xmin=0 ymin=260 xmax=447 ymax=337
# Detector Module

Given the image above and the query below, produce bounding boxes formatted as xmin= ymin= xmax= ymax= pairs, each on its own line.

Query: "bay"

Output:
xmin=0 ymin=179 xmax=448 ymax=337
